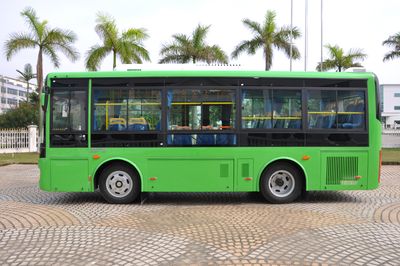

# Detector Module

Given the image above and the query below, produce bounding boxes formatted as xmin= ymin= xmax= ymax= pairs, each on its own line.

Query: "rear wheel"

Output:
xmin=260 ymin=162 xmax=303 ymax=204
xmin=99 ymin=163 xmax=140 ymax=204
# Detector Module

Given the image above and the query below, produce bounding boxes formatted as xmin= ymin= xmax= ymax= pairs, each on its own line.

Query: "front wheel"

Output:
xmin=99 ymin=163 xmax=140 ymax=204
xmin=260 ymin=163 xmax=303 ymax=204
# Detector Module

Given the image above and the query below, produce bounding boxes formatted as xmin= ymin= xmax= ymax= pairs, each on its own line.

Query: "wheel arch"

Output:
xmin=92 ymin=158 xmax=143 ymax=191
xmin=257 ymin=157 xmax=308 ymax=191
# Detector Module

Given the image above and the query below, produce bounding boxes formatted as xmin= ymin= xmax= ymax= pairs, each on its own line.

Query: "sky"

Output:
xmin=1 ymin=0 xmax=400 ymax=84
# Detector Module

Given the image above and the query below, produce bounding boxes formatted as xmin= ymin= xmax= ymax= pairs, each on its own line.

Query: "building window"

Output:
xmin=1 ymin=97 xmax=6 ymax=104
xmin=394 ymin=106 xmax=400 ymax=110
xmin=19 ymin=91 xmax=26 ymax=97
xmin=7 ymin=88 xmax=18 ymax=95
xmin=7 ymin=98 xmax=18 ymax=105
xmin=1 ymin=87 xmax=6 ymax=93
xmin=395 ymin=93 xmax=400 ymax=97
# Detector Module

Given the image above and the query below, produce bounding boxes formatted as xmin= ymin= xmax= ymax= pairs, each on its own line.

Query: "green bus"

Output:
xmin=38 ymin=68 xmax=382 ymax=204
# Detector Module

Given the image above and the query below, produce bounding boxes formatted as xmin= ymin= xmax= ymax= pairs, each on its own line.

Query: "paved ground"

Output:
xmin=0 ymin=165 xmax=400 ymax=265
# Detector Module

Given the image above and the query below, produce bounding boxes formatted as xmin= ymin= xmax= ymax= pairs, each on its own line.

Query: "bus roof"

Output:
xmin=46 ymin=70 xmax=376 ymax=80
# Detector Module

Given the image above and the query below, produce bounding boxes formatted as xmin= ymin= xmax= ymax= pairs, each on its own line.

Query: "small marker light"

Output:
xmin=302 ymin=155 xmax=311 ymax=160
xmin=92 ymin=154 xmax=100 ymax=160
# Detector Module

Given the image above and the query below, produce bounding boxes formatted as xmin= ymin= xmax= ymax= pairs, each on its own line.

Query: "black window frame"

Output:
xmin=304 ymin=87 xmax=369 ymax=133
xmin=85 ymin=77 xmax=370 ymax=148
xmin=49 ymin=78 xmax=89 ymax=148
xmin=91 ymin=79 xmax=164 ymax=148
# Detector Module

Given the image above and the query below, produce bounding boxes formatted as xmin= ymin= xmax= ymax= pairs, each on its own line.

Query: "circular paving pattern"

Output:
xmin=0 ymin=164 xmax=400 ymax=265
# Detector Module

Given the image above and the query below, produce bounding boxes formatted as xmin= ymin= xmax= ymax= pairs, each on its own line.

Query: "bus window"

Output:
xmin=273 ymin=90 xmax=302 ymax=129
xmin=51 ymin=89 xmax=87 ymax=147
xmin=337 ymin=90 xmax=365 ymax=129
xmin=242 ymin=90 xmax=272 ymax=129
xmin=52 ymin=90 xmax=70 ymax=131
xmin=127 ymin=89 xmax=161 ymax=131
xmin=168 ymin=89 xmax=235 ymax=131
xmin=307 ymin=90 xmax=336 ymax=129
xmin=93 ymin=88 xmax=161 ymax=131
xmin=168 ymin=89 xmax=236 ymax=146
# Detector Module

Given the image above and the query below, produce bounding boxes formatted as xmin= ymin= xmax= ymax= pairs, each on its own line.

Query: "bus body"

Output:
xmin=39 ymin=70 xmax=381 ymax=203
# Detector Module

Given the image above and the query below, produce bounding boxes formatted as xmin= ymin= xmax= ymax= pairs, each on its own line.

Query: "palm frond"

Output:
xmin=202 ymin=45 xmax=228 ymax=64
xmin=316 ymin=59 xmax=337 ymax=71
xmin=347 ymin=48 xmax=367 ymax=61
xmin=20 ymin=7 xmax=47 ymax=41
xmin=94 ymin=12 xmax=118 ymax=46
xmin=122 ymin=28 xmax=149 ymax=42
xmin=383 ymin=51 xmax=400 ymax=62
xmin=42 ymin=46 xmax=61 ymax=68
xmin=382 ymin=32 xmax=400 ymax=61
xmin=231 ymin=38 xmax=262 ymax=58
xmin=118 ymin=40 xmax=150 ymax=64
xmin=4 ymin=32 xmax=37 ymax=60
xmin=264 ymin=10 xmax=277 ymax=37
xmin=16 ymin=64 xmax=36 ymax=82
xmin=382 ymin=32 xmax=400 ymax=47
xmin=193 ymin=24 xmax=210 ymax=48
xmin=85 ymin=45 xmax=110 ymax=71
xmin=242 ymin=19 xmax=262 ymax=36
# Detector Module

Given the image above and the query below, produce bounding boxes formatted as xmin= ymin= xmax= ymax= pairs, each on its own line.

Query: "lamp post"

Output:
xmin=304 ymin=0 xmax=308 ymax=72
xmin=290 ymin=0 xmax=293 ymax=71
xmin=320 ymin=0 xmax=324 ymax=71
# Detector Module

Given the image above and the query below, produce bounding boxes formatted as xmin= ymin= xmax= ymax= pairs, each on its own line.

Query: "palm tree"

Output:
xmin=5 ymin=7 xmax=79 ymax=95
xmin=16 ymin=63 xmax=36 ymax=101
xmin=85 ymin=13 xmax=150 ymax=71
xmin=383 ymin=32 xmax=400 ymax=62
xmin=316 ymin=44 xmax=367 ymax=72
xmin=159 ymin=24 xmax=228 ymax=64
xmin=232 ymin=10 xmax=301 ymax=70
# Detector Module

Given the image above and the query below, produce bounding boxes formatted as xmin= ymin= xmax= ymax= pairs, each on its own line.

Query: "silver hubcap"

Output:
xmin=268 ymin=170 xmax=295 ymax=198
xmin=106 ymin=171 xmax=133 ymax=198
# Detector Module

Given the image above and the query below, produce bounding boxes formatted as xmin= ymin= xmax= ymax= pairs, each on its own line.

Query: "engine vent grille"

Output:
xmin=326 ymin=156 xmax=358 ymax=185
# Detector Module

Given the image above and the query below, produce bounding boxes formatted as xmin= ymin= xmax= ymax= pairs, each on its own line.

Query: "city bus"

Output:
xmin=38 ymin=66 xmax=382 ymax=204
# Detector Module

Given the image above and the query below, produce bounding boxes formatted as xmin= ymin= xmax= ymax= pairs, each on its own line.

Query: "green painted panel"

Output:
xmin=50 ymin=159 xmax=90 ymax=192
xmin=320 ymin=151 xmax=368 ymax=190
xmin=146 ymin=158 xmax=233 ymax=192
xmin=236 ymin=159 xmax=254 ymax=191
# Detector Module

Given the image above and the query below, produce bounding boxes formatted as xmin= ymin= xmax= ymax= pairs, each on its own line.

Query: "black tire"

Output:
xmin=99 ymin=163 xmax=140 ymax=204
xmin=260 ymin=162 xmax=303 ymax=204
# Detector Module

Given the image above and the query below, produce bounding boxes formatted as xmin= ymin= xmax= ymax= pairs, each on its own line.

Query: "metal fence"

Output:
xmin=0 ymin=125 xmax=38 ymax=153
xmin=382 ymin=129 xmax=400 ymax=135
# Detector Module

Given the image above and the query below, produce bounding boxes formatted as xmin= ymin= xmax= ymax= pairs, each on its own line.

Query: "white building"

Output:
xmin=381 ymin=84 xmax=400 ymax=129
xmin=0 ymin=75 xmax=37 ymax=114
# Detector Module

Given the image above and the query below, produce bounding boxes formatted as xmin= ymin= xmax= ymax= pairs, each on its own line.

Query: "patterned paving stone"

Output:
xmin=0 ymin=164 xmax=399 ymax=265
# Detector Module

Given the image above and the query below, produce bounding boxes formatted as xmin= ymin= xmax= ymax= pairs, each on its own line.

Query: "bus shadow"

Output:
xmin=40 ymin=191 xmax=361 ymax=206
xmin=299 ymin=191 xmax=362 ymax=203
xmin=142 ymin=191 xmax=361 ymax=205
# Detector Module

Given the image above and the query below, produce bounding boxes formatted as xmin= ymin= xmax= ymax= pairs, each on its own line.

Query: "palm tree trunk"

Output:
xmin=26 ymin=82 xmax=30 ymax=102
xmin=37 ymin=48 xmax=43 ymax=141
xmin=113 ymin=50 xmax=117 ymax=70
xmin=264 ymin=47 xmax=271 ymax=71
xmin=37 ymin=48 xmax=43 ymax=94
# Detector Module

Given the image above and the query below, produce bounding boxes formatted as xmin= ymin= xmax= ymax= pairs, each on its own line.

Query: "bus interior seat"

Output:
xmin=288 ymin=119 xmax=301 ymax=129
xmin=216 ymin=134 xmax=235 ymax=145
xmin=274 ymin=119 xmax=286 ymax=128
xmin=109 ymin=118 xmax=126 ymax=131
xmin=342 ymin=103 xmax=364 ymax=129
xmin=172 ymin=134 xmax=193 ymax=145
xmin=128 ymin=117 xmax=149 ymax=131
xmin=196 ymin=134 xmax=215 ymax=145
